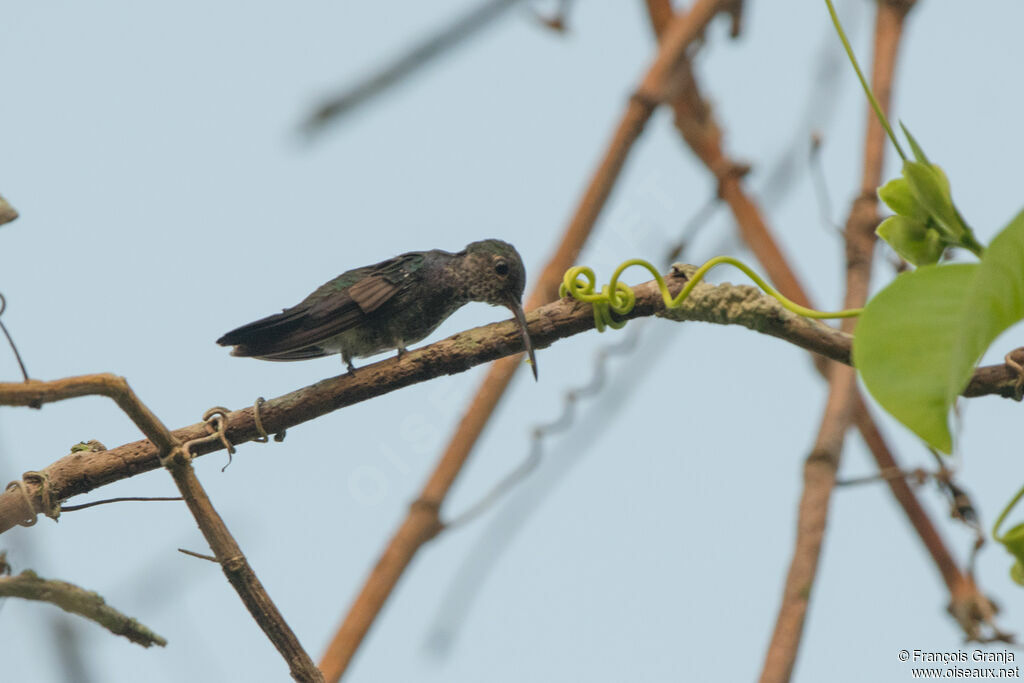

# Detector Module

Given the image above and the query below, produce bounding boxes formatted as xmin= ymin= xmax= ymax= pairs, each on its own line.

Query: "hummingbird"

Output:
xmin=216 ymin=239 xmax=538 ymax=379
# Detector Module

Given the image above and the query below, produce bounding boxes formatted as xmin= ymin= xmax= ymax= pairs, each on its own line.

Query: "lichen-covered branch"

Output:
xmin=2 ymin=266 xmax=1017 ymax=539
xmin=0 ymin=566 xmax=166 ymax=648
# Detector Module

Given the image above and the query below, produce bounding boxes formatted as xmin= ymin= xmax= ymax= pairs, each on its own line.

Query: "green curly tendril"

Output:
xmin=559 ymin=256 xmax=862 ymax=332
xmin=992 ymin=480 xmax=1024 ymax=585
xmin=993 ymin=482 xmax=1024 ymax=542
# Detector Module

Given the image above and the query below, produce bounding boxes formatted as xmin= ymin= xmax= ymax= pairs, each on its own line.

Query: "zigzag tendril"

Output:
xmin=559 ymin=256 xmax=863 ymax=331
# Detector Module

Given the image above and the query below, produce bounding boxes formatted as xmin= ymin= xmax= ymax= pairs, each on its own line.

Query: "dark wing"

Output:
xmin=216 ymin=253 xmax=425 ymax=360
xmin=346 ymin=273 xmax=402 ymax=313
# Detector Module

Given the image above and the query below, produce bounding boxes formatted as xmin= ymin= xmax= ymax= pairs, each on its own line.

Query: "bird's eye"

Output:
xmin=494 ymin=260 xmax=509 ymax=276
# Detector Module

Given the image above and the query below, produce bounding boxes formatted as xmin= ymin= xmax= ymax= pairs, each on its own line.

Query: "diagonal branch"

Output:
xmin=851 ymin=402 xmax=999 ymax=640
xmin=0 ymin=563 xmax=167 ymax=648
xmin=0 ymin=375 xmax=323 ymax=682
xmin=314 ymin=1 xmax=734 ymax=679
xmin=645 ymin=0 xmax=998 ymax=656
xmin=161 ymin=441 xmax=325 ymax=682
xmin=303 ymin=0 xmax=524 ymax=134
xmin=760 ymin=3 xmax=917 ymax=681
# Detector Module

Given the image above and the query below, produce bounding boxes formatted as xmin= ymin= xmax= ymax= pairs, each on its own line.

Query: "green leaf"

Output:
xmin=876 ymin=215 xmax=945 ymax=266
xmin=947 ymin=208 xmax=1024 ymax=403
xmin=854 ymin=264 xmax=976 ymax=452
xmin=893 ymin=124 xmax=982 ymax=255
xmin=1011 ymin=561 xmax=1024 ymax=586
xmin=903 ymin=161 xmax=965 ymax=240
xmin=854 ymin=208 xmax=1024 ymax=454
xmin=1000 ymin=522 xmax=1024 ymax=555
xmin=878 ymin=177 xmax=926 ymax=220
xmin=1000 ymin=522 xmax=1024 ymax=585
xmin=900 ymin=122 xmax=932 ymax=165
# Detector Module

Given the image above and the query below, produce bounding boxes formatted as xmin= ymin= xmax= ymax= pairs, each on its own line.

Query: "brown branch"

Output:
xmin=851 ymin=400 xmax=999 ymax=639
xmin=0 ymin=567 xmax=167 ymax=647
xmin=160 ymin=448 xmax=324 ymax=682
xmin=315 ymin=2 xmax=732 ymax=679
xmin=0 ymin=274 xmax=1013 ymax=678
xmin=0 ymin=374 xmax=177 ymax=453
xmin=643 ymin=0 xmax=994 ymax=649
xmin=648 ymin=0 xmax=808 ymax=304
xmin=2 ymin=268 xmax=1017 ymax=537
xmin=644 ymin=0 xmax=675 ymax=36
xmin=648 ymin=0 xmax=998 ymax=661
xmin=0 ymin=376 xmax=323 ymax=682
xmin=761 ymin=4 xmax=916 ymax=682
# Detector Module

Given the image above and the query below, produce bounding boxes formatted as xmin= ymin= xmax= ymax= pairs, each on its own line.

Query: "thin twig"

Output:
xmin=178 ymin=548 xmax=219 ymax=562
xmin=0 ymin=293 xmax=31 ymax=382
xmin=757 ymin=6 xmax=856 ymax=209
xmin=852 ymin=403 xmax=975 ymax=594
xmin=442 ymin=327 xmax=638 ymax=532
xmin=60 ymin=496 xmax=183 ymax=513
xmin=809 ymin=134 xmax=839 ymax=233
xmin=303 ymin=0 xmax=524 ymax=135
xmin=834 ymin=465 xmax=924 ymax=488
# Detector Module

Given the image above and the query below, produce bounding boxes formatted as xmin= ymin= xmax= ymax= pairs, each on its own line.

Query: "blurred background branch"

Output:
xmin=0 ymin=194 xmax=17 ymax=226
xmin=0 ymin=554 xmax=166 ymax=648
xmin=303 ymin=0 xmax=526 ymax=136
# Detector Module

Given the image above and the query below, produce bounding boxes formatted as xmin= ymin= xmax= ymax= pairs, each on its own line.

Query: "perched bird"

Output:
xmin=217 ymin=239 xmax=538 ymax=379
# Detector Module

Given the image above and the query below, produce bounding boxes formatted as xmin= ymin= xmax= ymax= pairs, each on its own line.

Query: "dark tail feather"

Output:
xmin=216 ymin=308 xmax=308 ymax=355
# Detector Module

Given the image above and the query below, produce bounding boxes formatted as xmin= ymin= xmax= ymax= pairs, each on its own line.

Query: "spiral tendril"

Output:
xmin=560 ymin=256 xmax=862 ymax=330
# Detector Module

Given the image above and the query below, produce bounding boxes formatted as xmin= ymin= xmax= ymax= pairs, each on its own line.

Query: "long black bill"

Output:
xmin=506 ymin=300 xmax=538 ymax=380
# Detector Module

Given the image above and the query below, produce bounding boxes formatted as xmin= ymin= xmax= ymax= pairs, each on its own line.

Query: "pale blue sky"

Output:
xmin=2 ymin=2 xmax=1024 ymax=681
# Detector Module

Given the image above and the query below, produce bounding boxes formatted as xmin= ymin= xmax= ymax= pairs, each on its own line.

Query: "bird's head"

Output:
xmin=460 ymin=239 xmax=537 ymax=379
